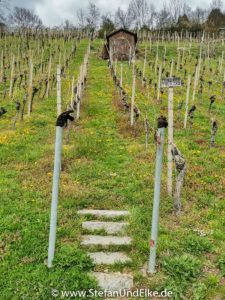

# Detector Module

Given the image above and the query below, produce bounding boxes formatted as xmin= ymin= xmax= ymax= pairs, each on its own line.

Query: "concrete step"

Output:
xmin=88 ymin=252 xmax=131 ymax=265
xmin=92 ymin=272 xmax=133 ymax=291
xmin=81 ymin=235 xmax=132 ymax=246
xmin=82 ymin=221 xmax=129 ymax=234
xmin=77 ymin=209 xmax=129 ymax=218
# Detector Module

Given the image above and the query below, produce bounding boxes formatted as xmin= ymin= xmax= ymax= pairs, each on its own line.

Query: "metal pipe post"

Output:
xmin=47 ymin=110 xmax=74 ymax=268
xmin=47 ymin=125 xmax=63 ymax=268
xmin=148 ymin=117 xmax=167 ymax=274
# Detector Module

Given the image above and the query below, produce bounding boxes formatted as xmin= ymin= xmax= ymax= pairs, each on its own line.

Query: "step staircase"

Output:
xmin=77 ymin=209 xmax=133 ymax=291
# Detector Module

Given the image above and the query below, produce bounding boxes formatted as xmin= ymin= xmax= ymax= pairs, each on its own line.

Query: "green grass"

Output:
xmin=0 ymin=38 xmax=225 ymax=299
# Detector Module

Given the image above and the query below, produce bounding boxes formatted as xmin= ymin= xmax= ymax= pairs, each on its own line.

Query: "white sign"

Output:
xmin=161 ymin=77 xmax=182 ymax=88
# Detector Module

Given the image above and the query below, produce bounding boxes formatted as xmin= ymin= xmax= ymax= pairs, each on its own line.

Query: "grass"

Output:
xmin=0 ymin=38 xmax=225 ymax=299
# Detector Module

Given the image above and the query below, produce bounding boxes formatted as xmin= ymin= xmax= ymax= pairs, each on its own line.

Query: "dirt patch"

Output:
xmin=195 ymin=138 xmax=208 ymax=146
xmin=116 ymin=115 xmax=144 ymax=138
xmin=112 ymin=91 xmax=124 ymax=111
xmin=112 ymin=91 xmax=145 ymax=138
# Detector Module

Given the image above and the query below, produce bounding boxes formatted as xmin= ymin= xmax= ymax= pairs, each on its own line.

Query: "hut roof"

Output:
xmin=106 ymin=28 xmax=138 ymax=44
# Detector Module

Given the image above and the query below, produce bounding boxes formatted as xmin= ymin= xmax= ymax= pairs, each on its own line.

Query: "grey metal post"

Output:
xmin=47 ymin=110 xmax=74 ymax=268
xmin=148 ymin=116 xmax=168 ymax=274
xmin=47 ymin=125 xmax=63 ymax=268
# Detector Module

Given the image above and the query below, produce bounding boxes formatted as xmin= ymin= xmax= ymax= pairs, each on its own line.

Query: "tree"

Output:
xmin=210 ymin=0 xmax=223 ymax=10
xmin=114 ymin=7 xmax=132 ymax=29
xmin=147 ymin=4 xmax=156 ymax=29
xmin=167 ymin=0 xmax=185 ymax=24
xmin=156 ymin=4 xmax=171 ymax=29
xmin=177 ymin=14 xmax=191 ymax=30
xmin=205 ymin=8 xmax=225 ymax=31
xmin=0 ymin=0 xmax=10 ymax=22
xmin=86 ymin=1 xmax=100 ymax=32
xmin=63 ymin=19 xmax=74 ymax=30
xmin=128 ymin=0 xmax=150 ymax=29
xmin=77 ymin=8 xmax=86 ymax=29
xmin=191 ymin=7 xmax=208 ymax=25
xmin=10 ymin=7 xmax=43 ymax=29
xmin=182 ymin=3 xmax=192 ymax=19
xmin=99 ymin=14 xmax=115 ymax=38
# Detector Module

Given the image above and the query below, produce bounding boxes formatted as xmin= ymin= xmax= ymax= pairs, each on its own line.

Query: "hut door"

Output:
xmin=113 ymin=37 xmax=131 ymax=61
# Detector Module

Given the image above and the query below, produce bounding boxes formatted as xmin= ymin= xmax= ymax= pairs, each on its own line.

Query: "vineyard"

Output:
xmin=0 ymin=30 xmax=225 ymax=300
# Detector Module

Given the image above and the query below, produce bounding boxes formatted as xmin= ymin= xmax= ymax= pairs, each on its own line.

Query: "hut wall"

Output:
xmin=109 ymin=31 xmax=136 ymax=61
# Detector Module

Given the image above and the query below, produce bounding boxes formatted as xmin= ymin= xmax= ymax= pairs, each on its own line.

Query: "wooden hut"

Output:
xmin=102 ymin=29 xmax=137 ymax=61
xmin=219 ymin=27 xmax=225 ymax=37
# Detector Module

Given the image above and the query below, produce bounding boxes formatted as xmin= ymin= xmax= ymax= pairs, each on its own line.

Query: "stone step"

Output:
xmin=82 ymin=221 xmax=129 ymax=234
xmin=88 ymin=252 xmax=131 ymax=265
xmin=81 ymin=235 xmax=132 ymax=246
xmin=92 ymin=272 xmax=133 ymax=291
xmin=77 ymin=209 xmax=129 ymax=218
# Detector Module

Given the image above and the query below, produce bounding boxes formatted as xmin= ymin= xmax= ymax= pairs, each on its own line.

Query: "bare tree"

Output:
xmin=63 ymin=19 xmax=74 ymax=30
xmin=182 ymin=3 xmax=192 ymax=19
xmin=10 ymin=7 xmax=43 ymax=29
xmin=0 ymin=0 xmax=10 ymax=22
xmin=128 ymin=0 xmax=150 ymax=29
xmin=191 ymin=7 xmax=208 ymax=24
xmin=156 ymin=3 xmax=171 ymax=29
xmin=167 ymin=0 xmax=185 ymax=23
xmin=210 ymin=0 xmax=223 ymax=10
xmin=147 ymin=4 xmax=157 ymax=29
xmin=114 ymin=7 xmax=132 ymax=29
xmin=86 ymin=1 xmax=100 ymax=31
xmin=77 ymin=8 xmax=86 ymax=29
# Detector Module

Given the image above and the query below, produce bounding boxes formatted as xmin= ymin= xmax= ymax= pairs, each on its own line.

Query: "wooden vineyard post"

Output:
xmin=171 ymin=144 xmax=186 ymax=215
xmin=197 ymin=45 xmax=202 ymax=85
xmin=184 ymin=75 xmax=191 ymax=129
xmin=129 ymin=47 xmax=132 ymax=66
xmin=222 ymin=69 xmax=225 ymax=99
xmin=210 ymin=119 xmax=218 ymax=147
xmin=27 ymin=60 xmax=33 ymax=117
xmin=143 ymin=46 xmax=147 ymax=84
xmin=157 ymin=65 xmax=162 ymax=102
xmin=154 ymin=43 xmax=159 ymax=75
xmin=76 ymin=71 xmax=81 ymax=120
xmin=130 ymin=61 xmax=136 ymax=126
xmin=57 ymin=65 xmax=61 ymax=116
xmin=163 ymin=46 xmax=166 ymax=66
xmin=149 ymin=37 xmax=152 ymax=54
xmin=161 ymin=77 xmax=182 ymax=196
xmin=41 ymin=48 xmax=44 ymax=73
xmin=176 ymin=50 xmax=180 ymax=72
xmin=148 ymin=116 xmax=168 ymax=274
xmin=167 ymin=87 xmax=174 ymax=196
xmin=46 ymin=55 xmax=52 ymax=98
xmin=70 ymin=76 xmax=74 ymax=108
xmin=80 ymin=64 xmax=84 ymax=99
xmin=0 ymin=50 xmax=3 ymax=83
xmin=114 ymin=59 xmax=117 ymax=76
xmin=145 ymin=117 xmax=150 ymax=150
xmin=120 ymin=64 xmax=123 ymax=87
xmin=66 ymin=76 xmax=76 ymax=144
xmin=170 ymin=59 xmax=174 ymax=77
xmin=207 ymin=41 xmax=210 ymax=61
xmin=192 ymin=65 xmax=198 ymax=103
xmin=9 ymin=55 xmax=15 ymax=97
xmin=181 ymin=48 xmax=185 ymax=66
xmin=219 ymin=51 xmax=224 ymax=74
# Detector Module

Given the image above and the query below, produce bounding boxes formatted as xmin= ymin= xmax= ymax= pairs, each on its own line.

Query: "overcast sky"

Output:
xmin=9 ymin=0 xmax=217 ymax=26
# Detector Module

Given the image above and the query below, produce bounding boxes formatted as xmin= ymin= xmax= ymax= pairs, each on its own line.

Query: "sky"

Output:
xmin=9 ymin=0 xmax=215 ymax=27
